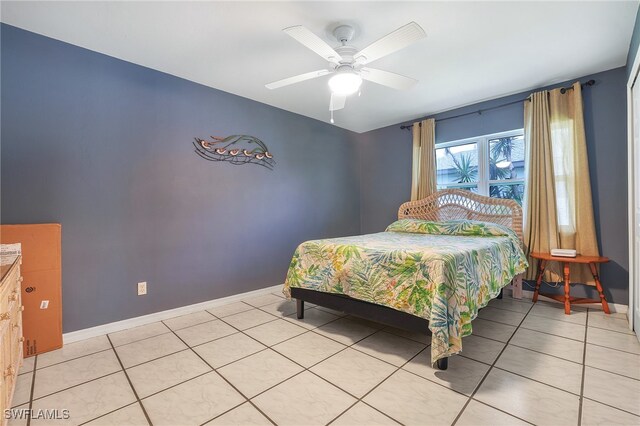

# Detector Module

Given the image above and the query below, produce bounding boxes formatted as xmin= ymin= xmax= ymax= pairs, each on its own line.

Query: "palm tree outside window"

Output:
xmin=435 ymin=129 xmax=525 ymax=205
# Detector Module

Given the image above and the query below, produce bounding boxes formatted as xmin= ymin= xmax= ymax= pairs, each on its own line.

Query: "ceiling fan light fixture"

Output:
xmin=328 ymin=72 xmax=362 ymax=96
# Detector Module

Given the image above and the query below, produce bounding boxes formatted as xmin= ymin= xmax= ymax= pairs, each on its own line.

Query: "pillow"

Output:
xmin=386 ymin=218 xmax=517 ymax=239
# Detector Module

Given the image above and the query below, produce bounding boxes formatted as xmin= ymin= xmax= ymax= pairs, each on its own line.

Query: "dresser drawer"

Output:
xmin=1 ymin=321 xmax=14 ymax=413
xmin=9 ymin=304 xmax=23 ymax=359
xmin=0 ymin=268 xmax=20 ymax=326
xmin=0 ymin=256 xmax=22 ymax=424
xmin=0 ymin=268 xmax=20 ymax=315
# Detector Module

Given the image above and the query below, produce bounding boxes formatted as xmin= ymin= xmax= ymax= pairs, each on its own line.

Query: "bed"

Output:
xmin=283 ymin=189 xmax=528 ymax=370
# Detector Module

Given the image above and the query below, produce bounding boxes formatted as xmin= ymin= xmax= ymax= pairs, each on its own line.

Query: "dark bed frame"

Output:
xmin=289 ymin=189 xmax=523 ymax=371
xmin=292 ymin=287 xmax=503 ymax=370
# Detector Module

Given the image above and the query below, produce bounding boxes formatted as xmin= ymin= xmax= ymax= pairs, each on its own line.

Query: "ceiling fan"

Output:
xmin=265 ymin=22 xmax=426 ymax=123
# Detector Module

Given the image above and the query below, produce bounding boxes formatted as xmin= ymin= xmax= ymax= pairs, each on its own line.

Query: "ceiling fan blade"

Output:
xmin=283 ymin=26 xmax=343 ymax=64
xmin=354 ymin=22 xmax=426 ymax=65
xmin=265 ymin=69 xmax=332 ymax=90
xmin=330 ymin=93 xmax=346 ymax=111
xmin=360 ymin=67 xmax=418 ymax=90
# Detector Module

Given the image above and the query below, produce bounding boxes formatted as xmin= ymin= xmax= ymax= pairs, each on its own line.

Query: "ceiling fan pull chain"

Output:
xmin=330 ymin=109 xmax=334 ymax=124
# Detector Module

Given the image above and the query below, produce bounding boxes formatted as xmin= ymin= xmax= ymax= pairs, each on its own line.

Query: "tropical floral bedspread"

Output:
xmin=283 ymin=219 xmax=528 ymax=363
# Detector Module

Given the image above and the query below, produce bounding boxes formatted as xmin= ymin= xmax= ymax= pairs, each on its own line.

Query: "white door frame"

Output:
xmin=627 ymin=44 xmax=640 ymax=333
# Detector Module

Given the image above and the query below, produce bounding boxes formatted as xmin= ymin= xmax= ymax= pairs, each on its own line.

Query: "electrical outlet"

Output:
xmin=137 ymin=282 xmax=147 ymax=296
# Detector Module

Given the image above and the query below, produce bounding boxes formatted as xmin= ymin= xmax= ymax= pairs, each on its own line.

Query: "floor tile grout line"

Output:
xmin=164 ymin=316 xmax=279 ymax=426
xmin=26 ymin=354 xmax=37 ymax=426
xmin=206 ymin=305 xmax=255 ymax=318
xmin=451 ymin=299 xmax=536 ymax=425
xmin=489 ymin=365 xmax=582 ymax=397
xmin=78 ymin=401 xmax=141 ymax=426
xmin=106 ymin=334 xmax=154 ymax=426
xmin=517 ymin=325 xmax=585 ymax=343
xmin=507 ymin=341 xmax=584 ymax=365
xmin=165 ymin=317 xmax=218 ymax=332
xmin=526 ymin=313 xmax=588 ymax=326
xmin=222 ymin=316 xmax=281 ymax=332
xmin=397 ymin=347 xmax=583 ymax=403
xmin=306 ymin=316 xmax=427 ymax=353
xmin=25 ymin=329 xmax=396 ymax=426
xmin=36 ymin=326 xmax=239 ymax=375
xmin=469 ymin=399 xmax=536 ymax=425
xmin=184 ymin=329 xmax=258 ymax=350
xmin=582 ymin=363 xmax=640 ymax=382
xmin=27 ymin=300 xmax=635 ymax=425
xmin=27 ymin=307 xmax=589 ymax=425
xmin=217 ymin=313 xmax=358 ymax=377
xmin=475 ymin=316 xmax=526 ymax=329
xmin=111 ymin=330 xmax=174 ymax=349
xmin=123 ymin=346 xmax=201 ymax=371
xmin=578 ymin=310 xmax=591 ymax=426
xmin=210 ymin=347 xmax=271 ymax=371
xmin=583 ymin=340 xmax=640 ymax=356
xmin=581 ymin=395 xmax=640 ymax=418
xmin=394 ymin=349 xmax=472 ymax=401
xmin=244 ymin=312 xmax=360 ymax=352
xmin=380 ymin=326 xmax=431 ymax=345
xmin=527 ymin=312 xmax=586 ymax=327
xmin=216 ymin=313 xmax=407 ymax=425
xmin=33 ymin=347 xmax=114 ymax=372
xmin=136 ymin=370 xmax=211 ymax=401
xmin=28 ymin=308 xmax=413 ymax=396
xmin=343 ymin=338 xmax=438 ymax=424
xmin=184 ymin=309 xmax=464 ymax=425
xmin=233 ymin=311 xmax=344 ymax=347
xmin=198 ymin=401 xmax=258 ymax=426
xmin=268 ymin=331 xmax=349 ymax=367
xmin=29 ymin=370 xmax=123 ymax=404
xmin=323 ymin=331 xmax=429 ymax=426
xmin=464 ymin=330 xmax=511 ymax=345
xmin=585 ymin=323 xmax=635 ymax=336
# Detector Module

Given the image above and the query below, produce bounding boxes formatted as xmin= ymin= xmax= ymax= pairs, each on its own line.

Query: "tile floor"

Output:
xmin=8 ymin=293 xmax=640 ymax=426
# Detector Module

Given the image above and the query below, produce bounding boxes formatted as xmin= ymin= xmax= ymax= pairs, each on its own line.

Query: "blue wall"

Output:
xmin=1 ymin=22 xmax=632 ymax=333
xmin=0 ymin=24 xmax=361 ymax=332
xmin=356 ymin=67 xmax=629 ymax=304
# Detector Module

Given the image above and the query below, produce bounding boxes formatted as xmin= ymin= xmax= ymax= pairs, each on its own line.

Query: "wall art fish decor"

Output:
xmin=193 ymin=134 xmax=275 ymax=170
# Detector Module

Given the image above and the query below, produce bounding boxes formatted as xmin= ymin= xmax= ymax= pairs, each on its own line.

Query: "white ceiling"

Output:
xmin=1 ymin=1 xmax=637 ymax=133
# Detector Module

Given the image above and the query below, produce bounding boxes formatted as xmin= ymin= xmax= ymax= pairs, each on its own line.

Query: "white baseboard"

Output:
xmin=64 ymin=283 xmax=629 ymax=345
xmin=507 ymin=288 xmax=628 ymax=314
xmin=63 ymin=284 xmax=284 ymax=344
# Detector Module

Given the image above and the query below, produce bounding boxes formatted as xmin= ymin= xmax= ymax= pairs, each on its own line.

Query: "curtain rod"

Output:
xmin=400 ymin=79 xmax=596 ymax=130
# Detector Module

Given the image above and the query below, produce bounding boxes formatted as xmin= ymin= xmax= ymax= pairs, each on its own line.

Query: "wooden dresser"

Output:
xmin=0 ymin=256 xmax=24 ymax=421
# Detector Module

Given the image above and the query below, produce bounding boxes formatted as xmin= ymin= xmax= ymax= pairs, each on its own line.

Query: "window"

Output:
xmin=435 ymin=130 xmax=526 ymax=205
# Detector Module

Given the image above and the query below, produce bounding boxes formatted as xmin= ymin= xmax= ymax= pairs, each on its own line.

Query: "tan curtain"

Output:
xmin=524 ymin=91 xmax=560 ymax=280
xmin=524 ymin=82 xmax=599 ymax=283
xmin=411 ymin=118 xmax=437 ymax=201
xmin=549 ymin=82 xmax=599 ymax=283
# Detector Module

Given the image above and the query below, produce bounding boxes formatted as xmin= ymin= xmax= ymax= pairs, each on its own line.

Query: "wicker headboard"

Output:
xmin=398 ymin=189 xmax=523 ymax=242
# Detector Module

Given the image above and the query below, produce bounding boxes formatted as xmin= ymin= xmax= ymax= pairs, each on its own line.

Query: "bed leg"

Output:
xmin=497 ymin=288 xmax=503 ymax=299
xmin=296 ymin=299 xmax=304 ymax=319
xmin=436 ymin=357 xmax=449 ymax=370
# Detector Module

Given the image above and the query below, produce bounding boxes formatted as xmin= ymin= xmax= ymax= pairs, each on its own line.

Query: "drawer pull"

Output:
xmin=0 ymin=312 xmax=10 ymax=321
xmin=3 ymin=366 xmax=14 ymax=378
xmin=18 ymin=276 xmax=24 ymax=283
xmin=19 ymin=306 xmax=24 ymax=312
xmin=19 ymin=336 xmax=24 ymax=342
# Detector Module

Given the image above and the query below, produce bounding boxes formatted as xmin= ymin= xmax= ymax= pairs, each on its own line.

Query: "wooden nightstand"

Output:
xmin=530 ymin=252 xmax=610 ymax=315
